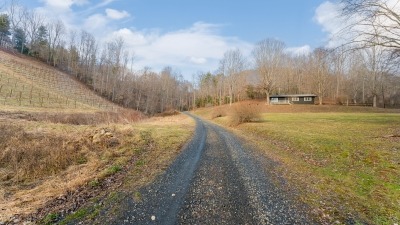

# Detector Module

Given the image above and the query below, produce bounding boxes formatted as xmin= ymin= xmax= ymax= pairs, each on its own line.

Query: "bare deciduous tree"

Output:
xmin=310 ymin=48 xmax=330 ymax=105
xmin=23 ymin=9 xmax=44 ymax=55
xmin=363 ymin=45 xmax=392 ymax=107
xmin=47 ymin=20 xmax=65 ymax=66
xmin=219 ymin=49 xmax=246 ymax=106
xmin=341 ymin=0 xmax=400 ymax=55
xmin=252 ymin=38 xmax=285 ymax=105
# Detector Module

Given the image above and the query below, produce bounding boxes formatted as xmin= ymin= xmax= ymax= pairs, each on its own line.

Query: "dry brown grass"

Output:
xmin=0 ymin=112 xmax=194 ymax=222
xmin=0 ymin=124 xmax=86 ymax=182
xmin=0 ymin=108 xmax=144 ymax=125
xmin=210 ymin=106 xmax=227 ymax=119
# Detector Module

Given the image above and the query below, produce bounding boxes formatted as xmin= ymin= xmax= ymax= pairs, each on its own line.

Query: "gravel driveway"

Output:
xmin=94 ymin=112 xmax=317 ymax=224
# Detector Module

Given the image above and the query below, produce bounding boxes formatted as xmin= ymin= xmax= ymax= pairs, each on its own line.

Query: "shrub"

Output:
xmin=229 ymin=102 xmax=262 ymax=126
xmin=210 ymin=106 xmax=227 ymax=119
xmin=155 ymin=110 xmax=179 ymax=117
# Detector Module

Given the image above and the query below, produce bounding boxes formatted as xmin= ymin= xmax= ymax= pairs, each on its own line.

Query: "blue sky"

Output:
xmin=15 ymin=0 xmax=341 ymax=79
xmin=118 ymin=1 xmax=326 ymax=47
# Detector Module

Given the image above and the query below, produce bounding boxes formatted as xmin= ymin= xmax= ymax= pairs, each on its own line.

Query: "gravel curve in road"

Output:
xmin=97 ymin=112 xmax=317 ymax=225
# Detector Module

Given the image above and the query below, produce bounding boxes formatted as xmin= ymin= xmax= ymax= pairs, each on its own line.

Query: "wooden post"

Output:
xmin=19 ymin=91 xmax=22 ymax=106
xmin=30 ymin=86 xmax=33 ymax=105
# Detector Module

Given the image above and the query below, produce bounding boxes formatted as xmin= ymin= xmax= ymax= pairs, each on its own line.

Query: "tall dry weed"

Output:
xmin=0 ymin=124 xmax=89 ymax=182
xmin=16 ymin=109 xmax=145 ymax=125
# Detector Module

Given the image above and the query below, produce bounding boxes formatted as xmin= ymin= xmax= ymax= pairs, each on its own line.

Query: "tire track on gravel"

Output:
xmin=94 ymin=112 xmax=316 ymax=225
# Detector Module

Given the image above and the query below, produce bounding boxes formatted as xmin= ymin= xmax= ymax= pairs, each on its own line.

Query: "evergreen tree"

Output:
xmin=0 ymin=14 xmax=11 ymax=45
xmin=31 ymin=25 xmax=48 ymax=57
xmin=13 ymin=27 xmax=28 ymax=54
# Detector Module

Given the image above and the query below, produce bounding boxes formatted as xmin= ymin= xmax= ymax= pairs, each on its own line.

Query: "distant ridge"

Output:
xmin=0 ymin=49 xmax=119 ymax=111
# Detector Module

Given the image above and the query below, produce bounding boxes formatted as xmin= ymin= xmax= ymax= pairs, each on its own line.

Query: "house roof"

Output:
xmin=270 ymin=94 xmax=317 ymax=98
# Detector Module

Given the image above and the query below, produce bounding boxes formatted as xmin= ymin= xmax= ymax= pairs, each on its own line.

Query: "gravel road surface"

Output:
xmin=96 ymin=112 xmax=317 ymax=224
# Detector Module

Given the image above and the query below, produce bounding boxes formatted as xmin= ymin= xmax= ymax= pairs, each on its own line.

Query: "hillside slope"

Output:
xmin=0 ymin=50 xmax=118 ymax=111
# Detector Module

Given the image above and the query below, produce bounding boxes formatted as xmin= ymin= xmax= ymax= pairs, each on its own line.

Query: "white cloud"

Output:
xmin=105 ymin=22 xmax=253 ymax=77
xmin=314 ymin=1 xmax=342 ymax=34
xmin=189 ymin=57 xmax=207 ymax=64
xmin=39 ymin=0 xmax=88 ymax=12
xmin=83 ymin=14 xmax=108 ymax=31
xmin=105 ymin=8 xmax=130 ymax=20
xmin=285 ymin=45 xmax=311 ymax=56
xmin=96 ymin=0 xmax=117 ymax=8
xmin=82 ymin=9 xmax=130 ymax=33
xmin=314 ymin=1 xmax=347 ymax=47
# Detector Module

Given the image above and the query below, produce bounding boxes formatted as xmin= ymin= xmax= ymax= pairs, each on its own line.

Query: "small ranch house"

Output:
xmin=270 ymin=94 xmax=317 ymax=105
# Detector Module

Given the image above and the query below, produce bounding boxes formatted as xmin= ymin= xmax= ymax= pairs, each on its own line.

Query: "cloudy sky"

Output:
xmin=16 ymin=0 xmax=342 ymax=79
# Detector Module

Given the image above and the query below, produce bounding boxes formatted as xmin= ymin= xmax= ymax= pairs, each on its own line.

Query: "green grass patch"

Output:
xmin=40 ymin=213 xmax=59 ymax=225
xmin=135 ymin=159 xmax=145 ymax=167
xmin=59 ymin=208 xmax=89 ymax=225
xmin=107 ymin=165 xmax=122 ymax=175
xmin=88 ymin=179 xmax=100 ymax=188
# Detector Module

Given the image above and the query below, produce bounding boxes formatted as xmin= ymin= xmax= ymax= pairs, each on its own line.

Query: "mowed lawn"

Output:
xmin=197 ymin=105 xmax=400 ymax=224
xmin=240 ymin=112 xmax=400 ymax=224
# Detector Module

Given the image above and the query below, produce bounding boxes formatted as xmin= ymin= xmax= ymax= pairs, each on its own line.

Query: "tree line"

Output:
xmin=1 ymin=0 xmax=399 ymax=112
xmin=196 ymin=41 xmax=399 ymax=108
xmin=196 ymin=0 xmax=400 ymax=108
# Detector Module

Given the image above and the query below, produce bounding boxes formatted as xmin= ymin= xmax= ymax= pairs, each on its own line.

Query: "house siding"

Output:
xmin=270 ymin=95 xmax=316 ymax=105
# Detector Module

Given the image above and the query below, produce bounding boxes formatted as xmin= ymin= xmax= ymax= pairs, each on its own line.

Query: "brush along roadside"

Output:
xmin=0 ymin=113 xmax=195 ymax=224
xmin=194 ymin=105 xmax=400 ymax=225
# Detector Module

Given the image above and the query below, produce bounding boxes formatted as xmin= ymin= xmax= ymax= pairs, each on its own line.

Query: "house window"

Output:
xmin=292 ymin=97 xmax=299 ymax=101
xmin=271 ymin=98 xmax=278 ymax=103
xmin=304 ymin=97 xmax=312 ymax=101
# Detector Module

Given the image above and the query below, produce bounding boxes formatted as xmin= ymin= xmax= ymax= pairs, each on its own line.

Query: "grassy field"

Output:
xmin=194 ymin=103 xmax=400 ymax=224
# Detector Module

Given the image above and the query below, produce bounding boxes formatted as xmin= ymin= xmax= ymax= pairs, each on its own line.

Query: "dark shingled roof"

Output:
xmin=270 ymin=94 xmax=317 ymax=98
